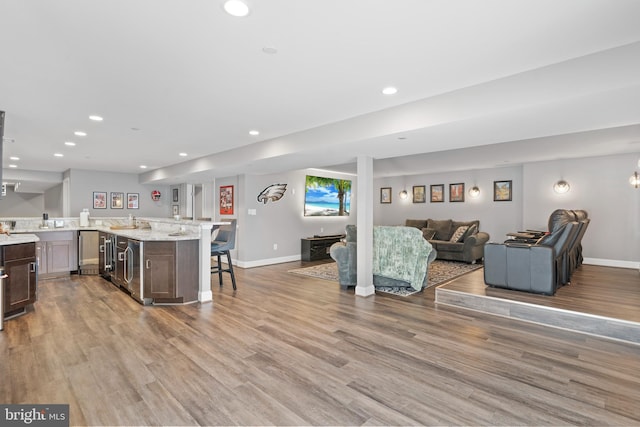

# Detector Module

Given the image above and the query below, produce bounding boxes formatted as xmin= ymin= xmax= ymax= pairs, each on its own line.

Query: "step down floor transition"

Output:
xmin=435 ymin=265 xmax=640 ymax=345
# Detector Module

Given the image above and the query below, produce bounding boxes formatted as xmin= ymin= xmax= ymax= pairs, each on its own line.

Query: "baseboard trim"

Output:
xmin=583 ymin=257 xmax=640 ymax=270
xmin=237 ymin=254 xmax=301 ymax=269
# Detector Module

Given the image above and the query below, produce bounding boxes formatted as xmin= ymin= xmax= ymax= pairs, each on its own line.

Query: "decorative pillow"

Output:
xmin=421 ymin=228 xmax=437 ymax=240
xmin=461 ymin=224 xmax=477 ymax=241
xmin=449 ymin=226 xmax=469 ymax=242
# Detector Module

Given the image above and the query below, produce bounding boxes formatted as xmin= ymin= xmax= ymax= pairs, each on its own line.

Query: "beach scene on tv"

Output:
xmin=304 ymin=175 xmax=351 ymax=216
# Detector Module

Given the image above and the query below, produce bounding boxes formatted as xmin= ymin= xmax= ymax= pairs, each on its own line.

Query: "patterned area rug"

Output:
xmin=288 ymin=260 xmax=483 ymax=296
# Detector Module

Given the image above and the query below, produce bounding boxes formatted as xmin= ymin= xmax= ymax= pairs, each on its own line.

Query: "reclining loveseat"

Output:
xmin=483 ymin=209 xmax=589 ymax=295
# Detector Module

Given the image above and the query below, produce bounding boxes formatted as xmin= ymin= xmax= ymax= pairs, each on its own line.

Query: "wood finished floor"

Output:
xmin=439 ymin=264 xmax=640 ymax=323
xmin=1 ymin=262 xmax=640 ymax=426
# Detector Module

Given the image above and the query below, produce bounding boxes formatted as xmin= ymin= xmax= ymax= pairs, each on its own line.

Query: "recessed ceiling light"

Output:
xmin=9 ymin=156 xmax=19 ymax=161
xmin=223 ymin=0 xmax=250 ymax=17
xmin=382 ymin=87 xmax=398 ymax=95
xmin=89 ymin=115 xmax=103 ymax=121
xmin=179 ymin=152 xmax=188 ymax=157
xmin=262 ymin=46 xmax=277 ymax=54
xmin=54 ymin=153 xmax=64 ymax=157
xmin=249 ymin=130 xmax=260 ymax=136
xmin=65 ymin=141 xmax=76 ymax=146
xmin=8 ymin=164 xmax=17 ymax=168
xmin=140 ymin=165 xmax=148 ymax=169
xmin=74 ymin=131 xmax=87 ymax=136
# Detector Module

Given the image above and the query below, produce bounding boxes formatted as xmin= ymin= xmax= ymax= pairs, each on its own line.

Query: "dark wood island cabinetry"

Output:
xmin=143 ymin=240 xmax=199 ymax=304
xmin=2 ymin=242 xmax=37 ymax=318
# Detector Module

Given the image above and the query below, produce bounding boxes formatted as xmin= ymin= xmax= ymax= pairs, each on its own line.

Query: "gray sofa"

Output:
xmin=329 ymin=225 xmax=437 ymax=290
xmin=405 ymin=219 xmax=489 ymax=264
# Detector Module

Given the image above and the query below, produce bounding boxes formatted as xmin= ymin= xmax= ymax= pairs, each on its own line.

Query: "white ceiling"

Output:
xmin=2 ymin=0 xmax=640 ymax=192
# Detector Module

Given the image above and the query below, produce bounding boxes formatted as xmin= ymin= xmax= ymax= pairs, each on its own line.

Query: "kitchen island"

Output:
xmin=3 ymin=217 xmax=223 ymax=304
xmin=0 ymin=234 xmax=39 ymax=319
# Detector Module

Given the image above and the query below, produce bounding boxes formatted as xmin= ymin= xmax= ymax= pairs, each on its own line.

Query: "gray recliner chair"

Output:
xmin=484 ymin=221 xmax=579 ymax=295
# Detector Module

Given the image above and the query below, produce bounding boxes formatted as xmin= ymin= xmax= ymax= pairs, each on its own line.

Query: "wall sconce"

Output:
xmin=468 ymin=186 xmax=480 ymax=198
xmin=399 ymin=189 xmax=409 ymax=200
xmin=630 ymin=171 xmax=640 ymax=188
xmin=553 ymin=180 xmax=570 ymax=194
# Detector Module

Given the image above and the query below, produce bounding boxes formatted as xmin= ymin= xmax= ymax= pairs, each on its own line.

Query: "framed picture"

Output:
xmin=449 ymin=183 xmax=465 ymax=202
xmin=380 ymin=187 xmax=392 ymax=204
xmin=127 ymin=193 xmax=139 ymax=209
xmin=430 ymin=184 xmax=444 ymax=203
xmin=93 ymin=191 xmax=107 ymax=209
xmin=111 ymin=192 xmax=124 ymax=209
xmin=412 ymin=185 xmax=426 ymax=203
xmin=494 ymin=180 xmax=513 ymax=201
xmin=172 ymin=188 xmax=179 ymax=203
xmin=172 ymin=205 xmax=179 ymax=215
xmin=220 ymin=185 xmax=234 ymax=215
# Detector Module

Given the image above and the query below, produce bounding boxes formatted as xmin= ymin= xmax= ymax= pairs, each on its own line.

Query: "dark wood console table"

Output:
xmin=301 ymin=235 xmax=345 ymax=262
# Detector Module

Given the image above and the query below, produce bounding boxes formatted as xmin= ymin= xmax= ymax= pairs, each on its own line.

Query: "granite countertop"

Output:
xmin=0 ymin=234 xmax=40 ymax=246
xmin=12 ymin=227 xmax=200 ymax=242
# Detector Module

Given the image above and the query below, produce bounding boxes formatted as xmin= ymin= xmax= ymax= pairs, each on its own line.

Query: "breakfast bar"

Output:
xmin=1 ymin=216 xmax=223 ymax=308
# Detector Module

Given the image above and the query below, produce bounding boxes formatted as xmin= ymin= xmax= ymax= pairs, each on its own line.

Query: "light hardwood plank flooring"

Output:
xmin=1 ymin=262 xmax=639 ymax=426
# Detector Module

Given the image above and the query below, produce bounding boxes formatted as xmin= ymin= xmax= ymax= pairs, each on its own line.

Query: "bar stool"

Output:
xmin=211 ymin=219 xmax=237 ymax=290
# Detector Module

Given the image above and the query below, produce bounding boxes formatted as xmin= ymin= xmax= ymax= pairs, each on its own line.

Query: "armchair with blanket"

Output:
xmin=329 ymin=225 xmax=437 ymax=291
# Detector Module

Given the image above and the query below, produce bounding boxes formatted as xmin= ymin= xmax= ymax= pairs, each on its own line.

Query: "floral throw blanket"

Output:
xmin=373 ymin=226 xmax=433 ymax=291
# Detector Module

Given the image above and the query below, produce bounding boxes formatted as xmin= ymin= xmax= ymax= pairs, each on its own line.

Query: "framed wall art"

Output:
xmin=220 ymin=185 xmax=234 ymax=215
xmin=111 ymin=192 xmax=124 ymax=209
xmin=172 ymin=205 xmax=179 ymax=215
xmin=449 ymin=183 xmax=465 ymax=202
xmin=430 ymin=184 xmax=444 ymax=203
xmin=412 ymin=185 xmax=426 ymax=203
xmin=172 ymin=188 xmax=179 ymax=203
xmin=380 ymin=187 xmax=392 ymax=204
xmin=93 ymin=191 xmax=107 ymax=209
xmin=494 ymin=180 xmax=513 ymax=201
xmin=127 ymin=193 xmax=139 ymax=209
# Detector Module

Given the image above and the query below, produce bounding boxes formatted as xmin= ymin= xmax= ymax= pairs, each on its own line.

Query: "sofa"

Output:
xmin=405 ymin=219 xmax=489 ymax=264
xmin=329 ymin=225 xmax=437 ymax=291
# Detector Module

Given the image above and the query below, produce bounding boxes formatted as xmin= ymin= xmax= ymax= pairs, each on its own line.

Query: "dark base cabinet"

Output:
xmin=301 ymin=235 xmax=345 ymax=262
xmin=2 ymin=243 xmax=37 ymax=318
xmin=143 ymin=240 xmax=199 ymax=304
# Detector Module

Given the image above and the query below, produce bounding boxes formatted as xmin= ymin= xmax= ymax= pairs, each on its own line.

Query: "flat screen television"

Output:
xmin=304 ymin=175 xmax=351 ymax=216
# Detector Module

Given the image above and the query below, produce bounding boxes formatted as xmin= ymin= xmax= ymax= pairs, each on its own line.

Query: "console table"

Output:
xmin=301 ymin=235 xmax=344 ymax=262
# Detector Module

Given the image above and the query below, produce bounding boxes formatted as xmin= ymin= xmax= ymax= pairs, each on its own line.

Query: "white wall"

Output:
xmin=0 ymin=186 xmax=45 ymax=216
xmin=374 ymin=153 xmax=640 ymax=267
xmin=233 ymin=169 xmax=356 ymax=267
xmin=373 ymin=165 xmax=523 ymax=244
xmin=523 ymin=153 xmax=640 ymax=264
xmin=68 ymin=169 xmax=170 ymax=218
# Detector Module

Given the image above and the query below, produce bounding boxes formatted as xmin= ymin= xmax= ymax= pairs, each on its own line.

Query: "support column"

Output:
xmin=198 ymin=222 xmax=213 ymax=303
xmin=356 ymin=155 xmax=375 ymax=297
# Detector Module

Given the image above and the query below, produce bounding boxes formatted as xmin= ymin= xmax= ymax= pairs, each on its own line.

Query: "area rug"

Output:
xmin=288 ymin=260 xmax=483 ymax=296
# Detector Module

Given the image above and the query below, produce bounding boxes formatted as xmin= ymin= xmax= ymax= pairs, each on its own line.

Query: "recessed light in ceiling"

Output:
xmin=89 ymin=115 xmax=103 ymax=121
xmin=262 ymin=46 xmax=277 ymax=54
xmin=9 ymin=156 xmax=19 ymax=161
xmin=74 ymin=131 xmax=87 ymax=136
xmin=179 ymin=152 xmax=188 ymax=157
xmin=140 ymin=165 xmax=148 ymax=169
xmin=223 ymin=0 xmax=250 ymax=17
xmin=65 ymin=141 xmax=76 ymax=146
xmin=382 ymin=86 xmax=398 ymax=95
xmin=249 ymin=130 xmax=260 ymax=136
xmin=54 ymin=153 xmax=64 ymax=157
xmin=8 ymin=164 xmax=17 ymax=168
